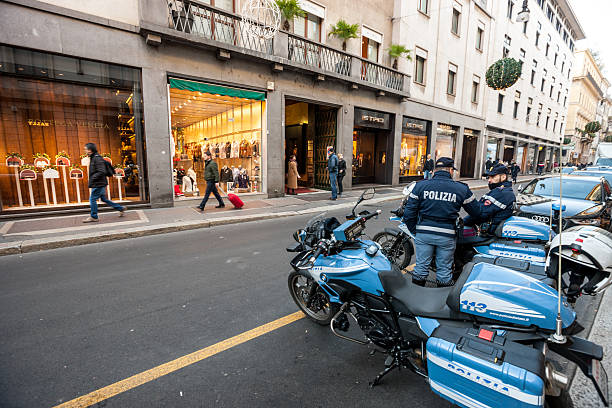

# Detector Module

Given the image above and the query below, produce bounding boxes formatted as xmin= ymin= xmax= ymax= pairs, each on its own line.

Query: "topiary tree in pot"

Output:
xmin=328 ymin=19 xmax=359 ymax=51
xmin=387 ymin=44 xmax=411 ymax=69
xmin=275 ymin=0 xmax=305 ymax=32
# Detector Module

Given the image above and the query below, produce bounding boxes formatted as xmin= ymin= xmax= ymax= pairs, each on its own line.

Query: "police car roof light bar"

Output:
xmin=550 ymin=143 xmax=566 ymax=344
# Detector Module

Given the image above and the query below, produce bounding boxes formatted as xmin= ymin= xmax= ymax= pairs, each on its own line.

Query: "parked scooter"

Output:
xmin=286 ymin=188 xmax=610 ymax=408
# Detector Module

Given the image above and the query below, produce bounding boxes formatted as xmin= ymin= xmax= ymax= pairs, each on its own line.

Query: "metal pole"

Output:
xmin=551 ymin=142 xmax=566 ymax=343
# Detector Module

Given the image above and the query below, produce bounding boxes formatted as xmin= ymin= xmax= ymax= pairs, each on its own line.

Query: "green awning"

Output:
xmin=169 ymin=78 xmax=265 ymax=101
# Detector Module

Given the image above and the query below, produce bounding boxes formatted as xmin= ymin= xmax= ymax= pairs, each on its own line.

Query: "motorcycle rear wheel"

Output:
xmin=373 ymin=232 xmax=412 ymax=270
xmin=288 ymin=272 xmax=339 ymax=325
xmin=545 ymin=390 xmax=574 ymax=408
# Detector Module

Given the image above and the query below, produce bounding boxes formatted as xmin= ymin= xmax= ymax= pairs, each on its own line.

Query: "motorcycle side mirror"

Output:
xmin=361 ymin=187 xmax=375 ymax=201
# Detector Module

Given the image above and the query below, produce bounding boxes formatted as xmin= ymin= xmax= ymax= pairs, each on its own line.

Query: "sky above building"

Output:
xmin=569 ymin=0 xmax=611 ymax=84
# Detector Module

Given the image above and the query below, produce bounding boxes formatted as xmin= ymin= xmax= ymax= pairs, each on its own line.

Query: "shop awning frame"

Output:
xmin=169 ymin=78 xmax=266 ymax=101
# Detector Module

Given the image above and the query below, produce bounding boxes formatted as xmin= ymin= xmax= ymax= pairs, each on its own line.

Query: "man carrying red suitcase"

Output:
xmin=197 ymin=151 xmax=225 ymax=213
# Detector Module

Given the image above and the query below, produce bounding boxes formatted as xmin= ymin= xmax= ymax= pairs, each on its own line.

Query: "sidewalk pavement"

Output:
xmin=571 ymin=289 xmax=610 ymax=407
xmin=0 ymin=175 xmax=538 ymax=256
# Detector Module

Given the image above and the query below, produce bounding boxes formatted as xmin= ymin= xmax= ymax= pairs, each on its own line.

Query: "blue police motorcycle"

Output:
xmin=287 ymin=189 xmax=610 ymax=408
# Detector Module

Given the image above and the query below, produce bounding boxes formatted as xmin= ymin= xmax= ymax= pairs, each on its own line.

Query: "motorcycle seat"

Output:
xmin=378 ymin=263 xmax=474 ymax=319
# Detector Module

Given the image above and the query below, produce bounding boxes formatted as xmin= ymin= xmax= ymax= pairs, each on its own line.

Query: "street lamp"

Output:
xmin=516 ymin=0 xmax=530 ymax=23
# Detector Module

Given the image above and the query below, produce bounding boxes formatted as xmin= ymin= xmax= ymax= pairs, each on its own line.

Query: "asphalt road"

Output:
xmin=0 ymin=186 xmax=599 ymax=407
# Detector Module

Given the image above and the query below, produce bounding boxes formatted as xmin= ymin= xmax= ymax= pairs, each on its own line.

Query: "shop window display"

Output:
xmin=400 ymin=117 xmax=428 ymax=179
xmin=435 ymin=123 xmax=458 ymax=159
xmin=0 ymin=46 xmax=146 ymax=212
xmin=169 ymin=80 xmax=264 ymax=198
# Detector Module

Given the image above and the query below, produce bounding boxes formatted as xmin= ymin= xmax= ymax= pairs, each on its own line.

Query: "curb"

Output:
xmin=0 ymin=177 xmax=538 ymax=257
xmin=0 ymin=195 xmax=403 ymax=256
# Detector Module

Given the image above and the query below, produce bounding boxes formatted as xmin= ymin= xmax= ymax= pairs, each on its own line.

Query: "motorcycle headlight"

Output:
xmin=572 ymin=218 xmax=601 ymax=226
xmin=574 ymin=204 xmax=605 ymax=217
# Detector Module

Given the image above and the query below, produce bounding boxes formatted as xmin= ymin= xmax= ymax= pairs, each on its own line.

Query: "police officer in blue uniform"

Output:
xmin=403 ymin=157 xmax=482 ymax=287
xmin=464 ymin=163 xmax=516 ymax=234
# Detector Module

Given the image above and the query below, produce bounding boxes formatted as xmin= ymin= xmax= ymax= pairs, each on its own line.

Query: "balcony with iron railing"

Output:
xmin=139 ymin=0 xmax=409 ymax=96
xmin=165 ymin=0 xmax=273 ymax=54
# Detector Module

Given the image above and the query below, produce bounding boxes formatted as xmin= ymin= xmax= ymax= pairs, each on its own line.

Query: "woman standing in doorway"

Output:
xmin=287 ymin=155 xmax=300 ymax=195
xmin=337 ymin=153 xmax=347 ymax=197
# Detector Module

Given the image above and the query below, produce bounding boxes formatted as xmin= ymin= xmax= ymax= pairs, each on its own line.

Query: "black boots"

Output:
xmin=436 ymin=279 xmax=455 ymax=288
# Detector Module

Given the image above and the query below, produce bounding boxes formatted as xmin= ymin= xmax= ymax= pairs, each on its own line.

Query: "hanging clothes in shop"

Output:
xmin=231 ymin=140 xmax=240 ymax=158
xmin=232 ymin=166 xmax=240 ymax=182
xmin=251 ymin=140 xmax=259 ymax=157
xmin=220 ymin=166 xmax=233 ymax=183
xmin=225 ymin=142 xmax=232 ymax=158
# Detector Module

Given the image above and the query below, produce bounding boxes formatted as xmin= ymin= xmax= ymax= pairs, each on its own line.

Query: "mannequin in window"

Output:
xmin=287 ymin=155 xmax=300 ymax=195
xmin=236 ymin=169 xmax=250 ymax=189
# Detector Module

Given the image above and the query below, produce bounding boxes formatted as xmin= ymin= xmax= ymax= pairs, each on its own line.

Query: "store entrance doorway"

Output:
xmin=460 ymin=130 xmax=478 ymax=178
xmin=284 ymin=100 xmax=337 ymax=192
xmin=503 ymin=141 xmax=515 ymax=163
xmin=353 ymin=108 xmax=393 ymax=185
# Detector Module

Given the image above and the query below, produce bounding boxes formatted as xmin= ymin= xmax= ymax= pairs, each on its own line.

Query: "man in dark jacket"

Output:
xmin=464 ymin=163 xmax=516 ymax=234
xmin=83 ymin=143 xmax=125 ymax=222
xmin=423 ymin=154 xmax=434 ymax=179
xmin=197 ymin=151 xmax=225 ymax=212
xmin=327 ymin=148 xmax=339 ymax=200
xmin=403 ymin=157 xmax=481 ymax=287
xmin=509 ymin=161 xmax=520 ymax=183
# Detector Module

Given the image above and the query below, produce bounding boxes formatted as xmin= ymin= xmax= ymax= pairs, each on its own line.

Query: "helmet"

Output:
xmin=547 ymin=226 xmax=612 ymax=300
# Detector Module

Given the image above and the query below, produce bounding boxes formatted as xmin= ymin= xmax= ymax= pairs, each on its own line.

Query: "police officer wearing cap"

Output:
xmin=464 ymin=163 xmax=516 ymax=233
xmin=403 ymin=157 xmax=482 ymax=287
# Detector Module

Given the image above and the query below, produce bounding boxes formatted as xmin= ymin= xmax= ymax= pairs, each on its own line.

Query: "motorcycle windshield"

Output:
xmin=305 ymin=212 xmax=328 ymax=230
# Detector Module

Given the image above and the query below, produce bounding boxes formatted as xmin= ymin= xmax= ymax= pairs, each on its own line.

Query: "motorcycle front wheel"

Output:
xmin=373 ymin=232 xmax=412 ymax=270
xmin=288 ymin=272 xmax=339 ymax=325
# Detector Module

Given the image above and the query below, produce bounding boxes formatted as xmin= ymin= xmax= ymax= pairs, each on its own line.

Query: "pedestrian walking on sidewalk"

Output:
xmin=287 ymin=155 xmax=300 ymax=195
xmin=197 ymin=151 xmax=225 ymax=212
xmin=423 ymin=154 xmax=434 ymax=179
xmin=510 ymin=161 xmax=520 ymax=184
xmin=337 ymin=153 xmax=347 ymax=196
xmin=327 ymin=148 xmax=339 ymax=200
xmin=83 ymin=143 xmax=125 ymax=223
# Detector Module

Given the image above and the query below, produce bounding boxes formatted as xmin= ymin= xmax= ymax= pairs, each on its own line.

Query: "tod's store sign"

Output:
xmin=354 ymin=108 xmax=391 ymax=130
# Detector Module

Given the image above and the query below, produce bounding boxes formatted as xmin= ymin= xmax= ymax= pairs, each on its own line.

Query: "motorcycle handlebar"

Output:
xmin=297 ymin=240 xmax=331 ymax=270
xmin=362 ymin=209 xmax=382 ymax=221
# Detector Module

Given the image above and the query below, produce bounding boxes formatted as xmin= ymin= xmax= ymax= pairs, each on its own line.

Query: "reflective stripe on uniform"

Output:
xmin=409 ymin=192 xmax=418 ymax=200
xmin=416 ymin=225 xmax=456 ymax=235
xmin=482 ymin=194 xmax=507 ymax=209
xmin=463 ymin=194 xmax=475 ymax=204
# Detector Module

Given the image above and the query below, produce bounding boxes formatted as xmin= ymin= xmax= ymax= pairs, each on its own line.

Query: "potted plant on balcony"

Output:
xmin=387 ymin=44 xmax=411 ymax=70
xmin=584 ymin=121 xmax=602 ymax=134
xmin=275 ymin=0 xmax=305 ymax=32
xmin=328 ymin=19 xmax=359 ymax=51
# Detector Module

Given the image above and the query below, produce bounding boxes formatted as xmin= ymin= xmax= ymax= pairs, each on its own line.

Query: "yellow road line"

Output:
xmin=55 ymin=263 xmax=417 ymax=407
xmin=53 ymin=311 xmax=305 ymax=408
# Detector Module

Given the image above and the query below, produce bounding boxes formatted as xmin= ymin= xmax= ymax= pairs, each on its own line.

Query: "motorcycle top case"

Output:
xmin=426 ymin=325 xmax=546 ymax=408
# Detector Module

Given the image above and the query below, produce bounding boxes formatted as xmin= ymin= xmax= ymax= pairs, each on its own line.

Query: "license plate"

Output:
xmin=590 ymin=358 xmax=609 ymax=406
